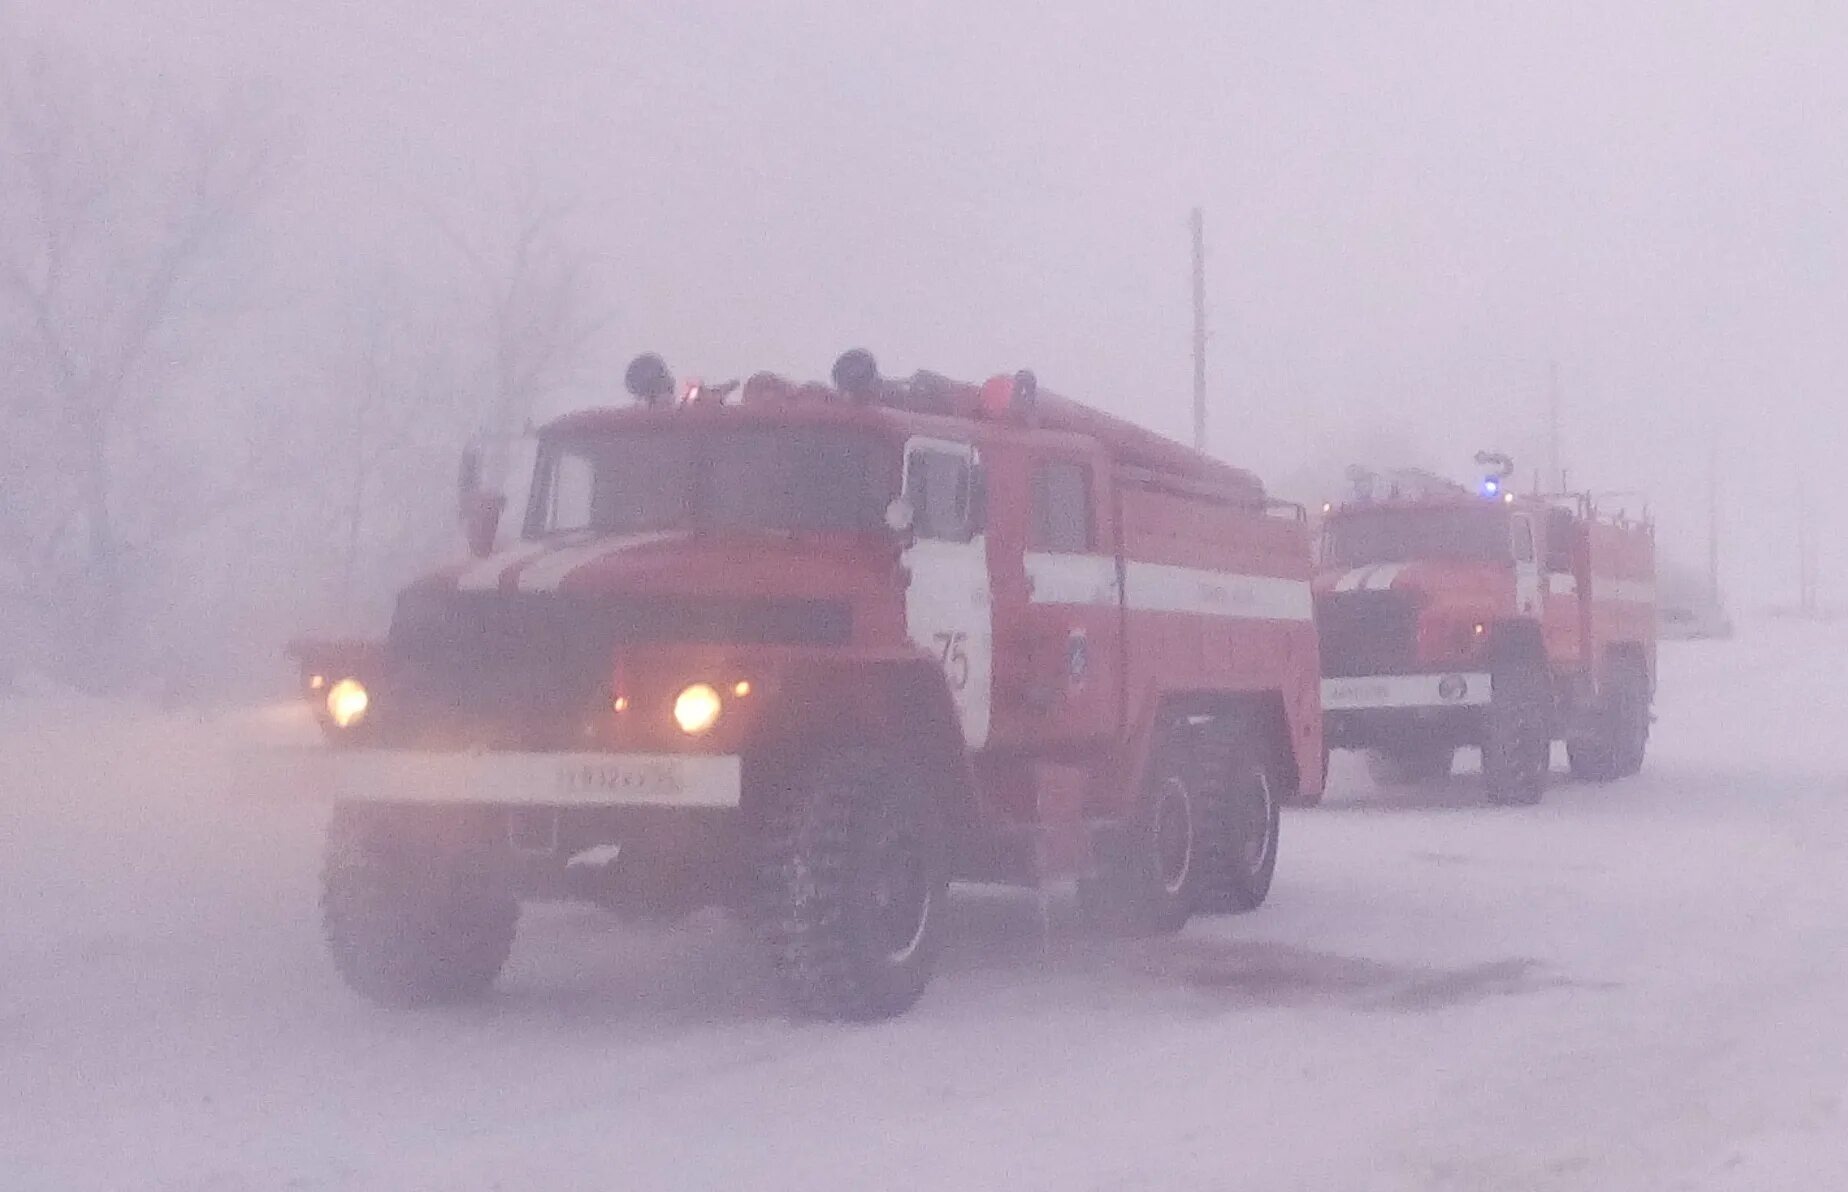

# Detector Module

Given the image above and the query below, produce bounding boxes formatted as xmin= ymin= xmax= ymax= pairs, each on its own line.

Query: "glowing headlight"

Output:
xmin=672 ymin=683 xmax=723 ymax=735
xmin=326 ymin=678 xmax=370 ymax=729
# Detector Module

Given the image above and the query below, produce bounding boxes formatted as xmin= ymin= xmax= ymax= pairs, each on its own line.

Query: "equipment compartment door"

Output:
xmin=1019 ymin=448 xmax=1121 ymax=747
xmin=901 ymin=438 xmax=994 ymax=750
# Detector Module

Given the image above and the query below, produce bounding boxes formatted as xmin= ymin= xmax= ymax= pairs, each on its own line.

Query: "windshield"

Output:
xmin=1324 ymin=507 xmax=1510 ymax=566
xmin=528 ymin=427 xmax=892 ymax=537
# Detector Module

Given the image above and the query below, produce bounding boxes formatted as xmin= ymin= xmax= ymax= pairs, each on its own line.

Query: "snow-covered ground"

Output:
xmin=5 ymin=623 xmax=1847 ymax=1191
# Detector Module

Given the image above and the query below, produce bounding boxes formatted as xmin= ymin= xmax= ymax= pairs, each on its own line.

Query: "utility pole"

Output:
xmin=1546 ymin=359 xmax=1562 ymax=491
xmin=1706 ymin=432 xmax=1721 ymax=609
xmin=1798 ymin=479 xmax=1817 ymax=617
xmin=1191 ymin=207 xmax=1207 ymax=452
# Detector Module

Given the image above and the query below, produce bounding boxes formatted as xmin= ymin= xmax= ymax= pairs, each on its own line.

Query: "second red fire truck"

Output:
xmin=1313 ymin=456 xmax=1657 ymax=805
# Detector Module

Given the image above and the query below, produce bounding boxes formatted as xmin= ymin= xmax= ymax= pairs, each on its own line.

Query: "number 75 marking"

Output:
xmin=932 ymin=631 xmax=970 ymax=691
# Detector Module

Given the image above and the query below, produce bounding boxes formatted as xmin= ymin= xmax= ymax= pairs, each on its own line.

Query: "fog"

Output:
xmin=13 ymin=10 xmax=1848 ymax=1187
xmin=4 ymin=0 xmax=1843 ymax=691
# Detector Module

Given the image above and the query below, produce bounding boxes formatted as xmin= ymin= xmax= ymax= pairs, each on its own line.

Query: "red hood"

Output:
xmin=421 ymin=530 xmax=893 ymax=604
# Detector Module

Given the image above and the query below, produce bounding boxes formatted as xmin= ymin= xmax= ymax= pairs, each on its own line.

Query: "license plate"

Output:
xmin=314 ymin=751 xmax=743 ymax=808
xmin=554 ymin=757 xmax=688 ymax=800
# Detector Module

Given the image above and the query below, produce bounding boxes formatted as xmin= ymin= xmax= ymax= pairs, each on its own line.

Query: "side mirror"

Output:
xmin=461 ymin=490 xmax=506 ymax=558
xmin=457 ymin=444 xmax=506 ymax=558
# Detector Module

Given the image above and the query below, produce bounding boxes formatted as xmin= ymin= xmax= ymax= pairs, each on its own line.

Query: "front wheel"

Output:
xmin=756 ymin=747 xmax=947 ymax=1022
xmin=1483 ymin=658 xmax=1551 ymax=806
xmin=320 ymin=805 xmax=519 ymax=1007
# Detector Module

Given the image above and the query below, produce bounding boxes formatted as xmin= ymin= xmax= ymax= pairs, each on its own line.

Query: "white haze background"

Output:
xmin=4 ymin=0 xmax=1842 ymax=692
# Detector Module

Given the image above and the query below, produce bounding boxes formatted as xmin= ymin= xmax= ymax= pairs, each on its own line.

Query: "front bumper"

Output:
xmin=1321 ymin=672 xmax=1492 ymax=750
xmin=1321 ymin=672 xmax=1491 ymax=712
xmin=303 ymin=749 xmax=743 ymax=809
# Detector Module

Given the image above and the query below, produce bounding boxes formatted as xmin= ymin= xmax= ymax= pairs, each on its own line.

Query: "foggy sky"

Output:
xmin=14 ymin=0 xmax=1844 ymax=604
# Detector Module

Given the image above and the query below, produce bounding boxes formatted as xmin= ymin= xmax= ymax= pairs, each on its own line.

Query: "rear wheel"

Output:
xmin=756 ymin=747 xmax=946 ymax=1021
xmin=1193 ymin=717 xmax=1281 ymax=914
xmin=1365 ymin=742 xmax=1457 ymax=787
xmin=1081 ymin=716 xmax=1201 ymax=935
xmin=1569 ymin=657 xmax=1651 ymax=781
xmin=321 ymin=804 xmax=519 ymax=1007
xmin=1483 ymin=656 xmax=1551 ymax=806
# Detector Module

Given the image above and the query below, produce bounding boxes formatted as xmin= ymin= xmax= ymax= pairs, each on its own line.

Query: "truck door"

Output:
xmin=1511 ymin=512 xmax=1543 ymax=618
xmin=901 ymin=438 xmax=993 ymax=750
xmin=1020 ymin=449 xmax=1120 ymax=746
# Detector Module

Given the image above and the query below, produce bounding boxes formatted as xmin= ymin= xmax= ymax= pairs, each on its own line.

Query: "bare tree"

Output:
xmin=422 ymin=173 xmax=613 ymax=456
xmin=0 ymin=33 xmax=285 ymax=688
xmin=319 ymin=267 xmax=459 ymax=622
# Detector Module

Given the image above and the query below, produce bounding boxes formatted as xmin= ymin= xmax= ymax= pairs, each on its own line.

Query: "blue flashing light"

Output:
xmin=1481 ymin=478 xmax=1501 ymax=498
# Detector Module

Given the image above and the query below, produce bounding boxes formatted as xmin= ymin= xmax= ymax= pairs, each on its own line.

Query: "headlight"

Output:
xmin=327 ymin=678 xmax=370 ymax=729
xmin=672 ymin=682 xmax=723 ymax=736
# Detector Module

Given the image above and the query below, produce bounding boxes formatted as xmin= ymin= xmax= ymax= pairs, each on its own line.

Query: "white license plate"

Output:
xmin=1321 ymin=673 xmax=1492 ymax=711
xmin=311 ymin=750 xmax=743 ymax=808
xmin=555 ymin=757 xmax=695 ymax=800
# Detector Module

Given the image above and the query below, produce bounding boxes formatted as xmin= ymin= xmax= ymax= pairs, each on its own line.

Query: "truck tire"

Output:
xmin=1482 ymin=658 xmax=1551 ymax=806
xmin=1365 ymin=743 xmax=1456 ymax=787
xmin=320 ymin=804 xmax=518 ymax=1007
xmin=1569 ymin=658 xmax=1651 ymax=782
xmin=1080 ymin=717 xmax=1202 ymax=935
xmin=756 ymin=747 xmax=947 ymax=1022
xmin=1193 ymin=717 xmax=1280 ymax=915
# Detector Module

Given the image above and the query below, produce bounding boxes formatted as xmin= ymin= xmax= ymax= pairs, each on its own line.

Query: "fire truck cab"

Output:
xmin=1313 ymin=458 xmax=1656 ymax=805
xmin=290 ymin=351 xmax=1323 ymax=1020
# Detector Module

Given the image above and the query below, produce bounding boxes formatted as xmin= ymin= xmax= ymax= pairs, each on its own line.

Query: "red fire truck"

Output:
xmin=290 ymin=352 xmax=1324 ymax=1020
xmin=1312 ymin=457 xmax=1656 ymax=805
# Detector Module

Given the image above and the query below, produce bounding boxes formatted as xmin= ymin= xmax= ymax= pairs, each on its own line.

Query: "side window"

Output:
xmin=1030 ymin=460 xmax=1093 ymax=551
xmin=906 ymin=448 xmax=975 ymax=542
xmin=1511 ymin=515 xmax=1536 ymax=565
xmin=1546 ymin=509 xmax=1577 ymax=572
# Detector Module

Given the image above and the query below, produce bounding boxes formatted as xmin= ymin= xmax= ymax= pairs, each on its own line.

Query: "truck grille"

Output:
xmin=388 ymin=590 xmax=850 ymax=721
xmin=1315 ymin=590 xmax=1419 ymax=676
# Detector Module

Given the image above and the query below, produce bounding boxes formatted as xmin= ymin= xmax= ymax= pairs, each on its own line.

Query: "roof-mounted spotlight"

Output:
xmin=1011 ymin=369 xmax=1039 ymax=426
xmin=831 ymin=348 xmax=881 ymax=404
xmin=905 ymin=370 xmax=956 ymax=415
xmin=740 ymin=371 xmax=793 ymax=405
xmin=624 ymin=353 xmax=676 ymax=407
